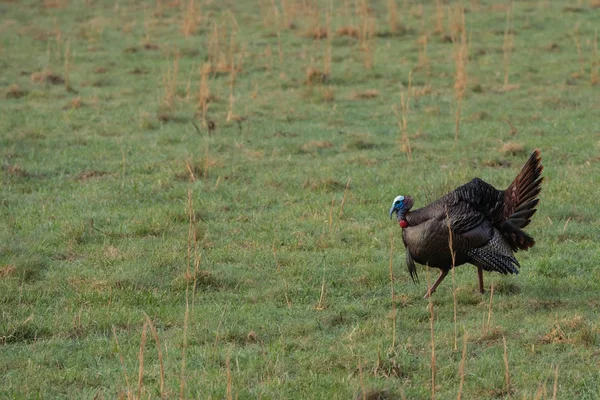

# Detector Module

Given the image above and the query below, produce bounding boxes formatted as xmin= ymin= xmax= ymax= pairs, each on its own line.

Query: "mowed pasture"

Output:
xmin=1 ymin=0 xmax=600 ymax=398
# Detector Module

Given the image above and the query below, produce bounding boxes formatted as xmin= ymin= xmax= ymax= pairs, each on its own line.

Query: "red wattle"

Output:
xmin=399 ymin=219 xmax=408 ymax=228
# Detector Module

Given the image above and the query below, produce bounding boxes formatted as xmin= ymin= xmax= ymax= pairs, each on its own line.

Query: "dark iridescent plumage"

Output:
xmin=392 ymin=150 xmax=543 ymax=298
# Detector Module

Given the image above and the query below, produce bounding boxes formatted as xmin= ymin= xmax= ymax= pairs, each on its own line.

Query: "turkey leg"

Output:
xmin=424 ymin=269 xmax=448 ymax=299
xmin=477 ymin=267 xmax=485 ymax=294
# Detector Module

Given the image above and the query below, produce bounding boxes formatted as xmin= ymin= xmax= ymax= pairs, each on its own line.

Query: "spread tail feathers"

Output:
xmin=502 ymin=150 xmax=543 ymax=251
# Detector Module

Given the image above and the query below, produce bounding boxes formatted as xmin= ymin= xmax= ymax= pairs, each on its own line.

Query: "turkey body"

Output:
xmin=395 ymin=150 xmax=543 ymax=297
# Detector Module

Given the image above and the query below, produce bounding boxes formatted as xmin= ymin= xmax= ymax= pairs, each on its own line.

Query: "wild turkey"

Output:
xmin=389 ymin=150 xmax=543 ymax=298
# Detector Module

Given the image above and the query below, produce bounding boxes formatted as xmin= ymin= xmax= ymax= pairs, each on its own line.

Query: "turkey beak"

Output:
xmin=389 ymin=205 xmax=397 ymax=219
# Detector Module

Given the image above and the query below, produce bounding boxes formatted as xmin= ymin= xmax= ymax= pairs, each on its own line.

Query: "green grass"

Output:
xmin=1 ymin=0 xmax=600 ymax=398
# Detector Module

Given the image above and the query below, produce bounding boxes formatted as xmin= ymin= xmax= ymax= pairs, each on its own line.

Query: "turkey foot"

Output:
xmin=423 ymin=270 xmax=448 ymax=299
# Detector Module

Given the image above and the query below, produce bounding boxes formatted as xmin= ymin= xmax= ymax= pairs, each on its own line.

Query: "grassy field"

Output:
xmin=1 ymin=0 xmax=600 ymax=398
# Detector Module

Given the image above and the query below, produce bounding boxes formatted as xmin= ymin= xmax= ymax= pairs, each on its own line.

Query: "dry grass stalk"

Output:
xmin=434 ymin=0 xmax=444 ymax=35
xmin=277 ymin=31 xmax=284 ymax=69
xmin=451 ymin=267 xmax=458 ymax=349
xmin=307 ymin=8 xmax=327 ymax=39
xmin=412 ymin=3 xmax=423 ymax=20
xmin=358 ymin=0 xmax=376 ymax=69
xmin=0 ymin=265 xmax=17 ymax=279
xmin=207 ymin=21 xmax=240 ymax=74
xmin=445 ymin=209 xmax=458 ymax=351
xmin=72 ymin=308 xmax=82 ymax=334
xmin=534 ymin=380 xmax=548 ymax=400
xmin=43 ymin=0 xmax=68 ymax=8
xmin=282 ymin=278 xmax=292 ymax=308
xmin=264 ymin=1 xmax=280 ymax=31
xmin=502 ymin=336 xmax=511 ymax=398
xmin=321 ymin=85 xmax=335 ymax=102
xmin=400 ymin=96 xmax=410 ymax=157
xmin=197 ymin=63 xmax=211 ymax=125
xmin=191 ymin=230 xmax=202 ymax=307
xmin=389 ymin=232 xmax=397 ymax=349
xmin=572 ymin=22 xmax=584 ymax=77
xmin=64 ymin=39 xmax=72 ymax=92
xmin=226 ymin=348 xmax=233 ymax=400
xmin=338 ymin=178 xmax=352 ymax=218
xmin=351 ymin=89 xmax=379 ymax=99
xmin=63 ymin=96 xmax=82 ymax=110
xmin=394 ymin=72 xmax=412 ymax=160
xmin=226 ymin=8 xmax=241 ymax=32
xmin=120 ymin=146 xmax=126 ymax=189
xmin=162 ymin=56 xmax=180 ymax=112
xmin=362 ymin=20 xmax=376 ymax=69
xmin=265 ymin=44 xmax=273 ymax=71
xmin=53 ymin=17 xmax=62 ymax=44
xmin=137 ymin=321 xmax=149 ymax=398
xmin=337 ymin=25 xmax=359 ymax=38
xmin=272 ymin=242 xmax=290 ymax=303
xmin=259 ymin=0 xmax=270 ymax=29
xmin=500 ymin=141 xmax=525 ymax=155
xmin=305 ymin=67 xmax=327 ymax=85
xmin=273 ymin=235 xmax=292 ymax=308
xmin=186 ymin=188 xmax=196 ymax=277
xmin=31 ymin=68 xmax=63 ymax=85
xmin=178 ymin=291 xmax=190 ymax=397
xmin=329 ymin=195 xmax=335 ymax=228
xmin=208 ymin=22 xmax=221 ymax=66
xmin=226 ymin=32 xmax=239 ymax=123
xmin=503 ymin=3 xmax=514 ymax=88
xmin=0 ymin=315 xmax=33 ymax=346
xmin=563 ymin=217 xmax=571 ymax=232
xmin=429 ymin=287 xmax=436 ymax=400
xmin=457 ymin=332 xmax=468 ymax=400
xmin=358 ymin=359 xmax=366 ymax=400
xmin=185 ymin=160 xmax=197 ymax=182
xmin=213 ymin=305 xmax=229 ymax=349
xmin=388 ymin=0 xmax=399 ymax=34
xmin=316 ymin=268 xmax=327 ymax=310
xmin=112 ymin=326 xmax=132 ymax=399
xmin=552 ymin=365 xmax=559 ymax=399
xmin=591 ymin=29 xmax=598 ymax=85
xmin=5 ymin=84 xmax=26 ymax=99
xmin=272 ymin=242 xmax=280 ymax=273
xmin=144 ymin=315 xmax=165 ymax=399
xmin=228 ymin=27 xmax=239 ymax=87
xmin=182 ymin=0 xmax=199 ymax=38
xmin=418 ymin=35 xmax=431 ymax=75
xmin=453 ymin=5 xmax=468 ymax=143
xmin=226 ymin=91 xmax=236 ymax=123
xmin=485 ymin=283 xmax=495 ymax=335
xmin=324 ymin=11 xmax=332 ymax=76
xmin=179 ymin=189 xmax=194 ymax=400
xmin=154 ymin=0 xmax=163 ymax=17
xmin=504 ymin=119 xmax=518 ymax=135
xmin=143 ymin=4 xmax=151 ymax=44
xmin=281 ymin=0 xmax=294 ymax=29
xmin=185 ymin=67 xmax=196 ymax=102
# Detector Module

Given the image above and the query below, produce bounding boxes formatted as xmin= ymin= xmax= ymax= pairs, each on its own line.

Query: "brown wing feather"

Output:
xmin=501 ymin=150 xmax=543 ymax=250
xmin=503 ymin=150 xmax=543 ymax=220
